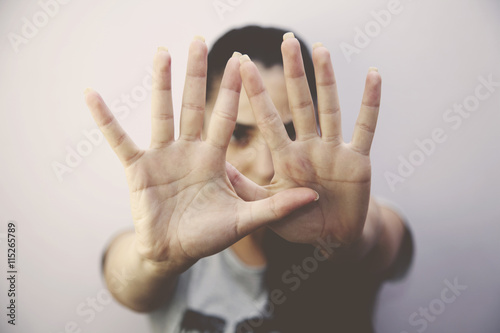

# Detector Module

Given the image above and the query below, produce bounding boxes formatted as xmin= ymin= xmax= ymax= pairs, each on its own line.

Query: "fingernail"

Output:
xmin=232 ymin=51 xmax=242 ymax=58
xmin=83 ymin=87 xmax=92 ymax=95
xmin=239 ymin=54 xmax=251 ymax=64
xmin=314 ymin=191 xmax=320 ymax=201
xmin=312 ymin=42 xmax=323 ymax=49
xmin=193 ymin=35 xmax=205 ymax=42
xmin=369 ymin=67 xmax=379 ymax=72
xmin=157 ymin=46 xmax=169 ymax=53
xmin=283 ymin=32 xmax=295 ymax=40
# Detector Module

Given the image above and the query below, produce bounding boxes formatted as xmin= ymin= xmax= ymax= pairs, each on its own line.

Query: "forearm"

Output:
xmin=318 ymin=197 xmax=406 ymax=275
xmin=102 ymin=230 xmax=180 ymax=313
xmin=358 ymin=198 xmax=406 ymax=274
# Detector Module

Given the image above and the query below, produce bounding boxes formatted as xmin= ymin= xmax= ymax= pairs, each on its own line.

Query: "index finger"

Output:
xmin=239 ymin=55 xmax=291 ymax=152
xmin=205 ymin=53 xmax=242 ymax=149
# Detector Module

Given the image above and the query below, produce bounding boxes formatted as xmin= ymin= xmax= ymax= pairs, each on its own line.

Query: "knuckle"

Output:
xmin=112 ymin=132 xmax=127 ymax=149
xmin=291 ymin=99 xmax=313 ymax=111
xmin=153 ymin=113 xmax=174 ymax=121
xmin=320 ymin=106 xmax=340 ymax=115
xmin=182 ymin=102 xmax=205 ymax=113
xmin=256 ymin=111 xmax=280 ymax=128
xmin=356 ymin=121 xmax=375 ymax=134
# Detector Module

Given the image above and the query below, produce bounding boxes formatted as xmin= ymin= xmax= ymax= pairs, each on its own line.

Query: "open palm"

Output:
xmin=231 ymin=35 xmax=381 ymax=247
xmin=84 ymin=39 xmax=318 ymax=273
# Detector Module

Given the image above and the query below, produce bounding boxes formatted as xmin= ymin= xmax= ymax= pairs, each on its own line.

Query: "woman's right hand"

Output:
xmin=84 ymin=38 xmax=318 ymax=275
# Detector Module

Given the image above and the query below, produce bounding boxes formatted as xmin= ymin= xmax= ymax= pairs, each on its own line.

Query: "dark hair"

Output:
xmin=206 ymin=25 xmax=317 ymax=105
xmin=206 ymin=25 xmax=397 ymax=332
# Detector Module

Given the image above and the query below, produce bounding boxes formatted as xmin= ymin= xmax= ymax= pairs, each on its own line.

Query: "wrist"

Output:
xmin=131 ymin=238 xmax=194 ymax=279
xmin=314 ymin=198 xmax=382 ymax=263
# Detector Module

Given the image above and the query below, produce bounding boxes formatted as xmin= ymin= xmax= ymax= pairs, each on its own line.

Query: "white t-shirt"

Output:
xmin=149 ymin=247 xmax=274 ymax=333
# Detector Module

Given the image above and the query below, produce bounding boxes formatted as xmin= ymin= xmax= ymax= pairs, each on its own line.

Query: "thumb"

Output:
xmin=226 ymin=161 xmax=267 ymax=201
xmin=235 ymin=187 xmax=319 ymax=237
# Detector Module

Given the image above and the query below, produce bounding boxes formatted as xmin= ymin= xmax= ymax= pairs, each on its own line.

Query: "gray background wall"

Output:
xmin=0 ymin=0 xmax=498 ymax=332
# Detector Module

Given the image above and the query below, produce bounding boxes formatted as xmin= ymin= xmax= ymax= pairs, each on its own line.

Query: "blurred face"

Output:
xmin=205 ymin=63 xmax=295 ymax=186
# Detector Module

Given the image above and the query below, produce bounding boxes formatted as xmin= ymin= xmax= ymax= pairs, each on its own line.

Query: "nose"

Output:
xmin=252 ymin=139 xmax=274 ymax=185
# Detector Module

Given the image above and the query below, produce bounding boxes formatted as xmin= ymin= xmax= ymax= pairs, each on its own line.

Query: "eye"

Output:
xmin=284 ymin=122 xmax=296 ymax=141
xmin=230 ymin=126 xmax=251 ymax=147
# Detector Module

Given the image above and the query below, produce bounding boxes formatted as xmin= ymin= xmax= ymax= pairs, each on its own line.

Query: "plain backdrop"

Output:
xmin=0 ymin=0 xmax=499 ymax=332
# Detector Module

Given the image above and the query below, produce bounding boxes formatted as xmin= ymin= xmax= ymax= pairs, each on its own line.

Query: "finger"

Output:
xmin=351 ymin=68 xmax=382 ymax=155
xmin=281 ymin=33 xmax=318 ymax=140
xmin=84 ymin=89 xmax=143 ymax=166
xmin=179 ymin=36 xmax=208 ymax=141
xmin=225 ymin=161 xmax=268 ymax=201
xmin=150 ymin=47 xmax=174 ymax=148
xmin=205 ymin=53 xmax=242 ymax=149
xmin=312 ymin=43 xmax=342 ymax=143
xmin=236 ymin=187 xmax=319 ymax=237
xmin=239 ymin=55 xmax=291 ymax=152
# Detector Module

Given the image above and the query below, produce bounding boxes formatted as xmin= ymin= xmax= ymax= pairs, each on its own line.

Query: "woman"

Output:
xmin=85 ymin=25 xmax=413 ymax=332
